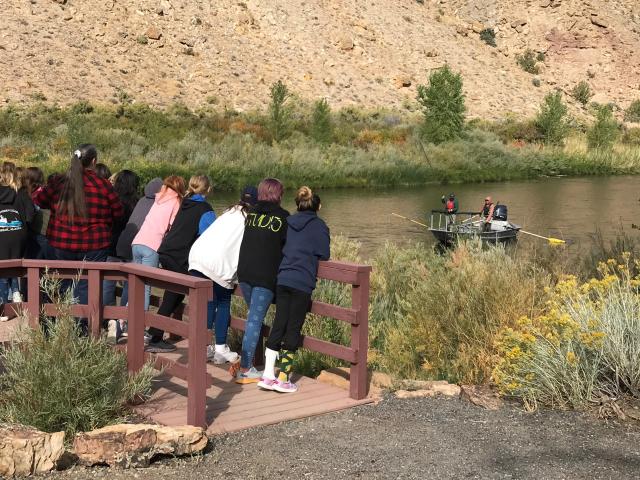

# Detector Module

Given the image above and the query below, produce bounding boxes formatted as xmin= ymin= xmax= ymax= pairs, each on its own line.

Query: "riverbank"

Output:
xmin=1 ymin=103 xmax=639 ymax=190
xmin=51 ymin=395 xmax=640 ymax=480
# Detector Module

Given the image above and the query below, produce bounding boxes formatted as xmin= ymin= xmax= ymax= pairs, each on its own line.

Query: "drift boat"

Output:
xmin=428 ymin=205 xmax=520 ymax=246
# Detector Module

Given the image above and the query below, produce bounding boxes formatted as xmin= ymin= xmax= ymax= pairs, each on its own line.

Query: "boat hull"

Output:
xmin=430 ymin=226 xmax=520 ymax=246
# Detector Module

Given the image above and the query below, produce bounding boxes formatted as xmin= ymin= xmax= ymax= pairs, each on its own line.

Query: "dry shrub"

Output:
xmin=353 ymin=129 xmax=384 ymax=148
xmin=372 ymin=241 xmax=550 ymax=383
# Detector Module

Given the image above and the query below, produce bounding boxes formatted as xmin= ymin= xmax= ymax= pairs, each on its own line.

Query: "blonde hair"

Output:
xmin=187 ymin=174 xmax=211 ymax=196
xmin=295 ymin=185 xmax=321 ymax=212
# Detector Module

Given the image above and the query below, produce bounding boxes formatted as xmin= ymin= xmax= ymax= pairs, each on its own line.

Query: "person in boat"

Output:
xmin=480 ymin=196 xmax=495 ymax=232
xmin=441 ymin=193 xmax=458 ymax=214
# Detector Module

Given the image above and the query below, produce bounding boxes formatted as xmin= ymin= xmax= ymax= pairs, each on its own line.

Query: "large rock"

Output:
xmin=0 ymin=427 xmax=65 ymax=477
xmin=395 ymin=380 xmax=461 ymax=398
xmin=460 ymin=385 xmax=503 ymax=410
xmin=73 ymin=424 xmax=208 ymax=468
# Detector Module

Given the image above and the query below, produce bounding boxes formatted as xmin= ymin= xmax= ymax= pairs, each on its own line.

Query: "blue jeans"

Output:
xmin=189 ymin=271 xmax=234 ymax=345
xmin=53 ymin=248 xmax=110 ymax=307
xmin=212 ymin=282 xmax=234 ymax=344
xmin=0 ymin=278 xmax=9 ymax=304
xmin=8 ymin=278 xmax=19 ymax=297
xmin=131 ymin=244 xmax=160 ymax=311
xmin=239 ymin=282 xmax=274 ymax=369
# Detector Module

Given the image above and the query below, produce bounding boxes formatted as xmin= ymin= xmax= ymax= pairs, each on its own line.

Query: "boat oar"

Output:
xmin=520 ymin=229 xmax=566 ymax=245
xmin=391 ymin=213 xmax=429 ymax=228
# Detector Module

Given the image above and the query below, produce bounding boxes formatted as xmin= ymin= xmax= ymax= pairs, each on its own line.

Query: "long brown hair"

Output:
xmin=157 ymin=175 xmax=186 ymax=202
xmin=57 ymin=144 xmax=97 ymax=219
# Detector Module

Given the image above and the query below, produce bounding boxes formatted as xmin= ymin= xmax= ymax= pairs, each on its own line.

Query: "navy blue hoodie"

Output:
xmin=277 ymin=210 xmax=330 ymax=294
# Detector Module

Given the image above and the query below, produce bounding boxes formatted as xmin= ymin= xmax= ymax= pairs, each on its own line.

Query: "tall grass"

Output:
xmin=2 ymin=103 xmax=640 ymax=190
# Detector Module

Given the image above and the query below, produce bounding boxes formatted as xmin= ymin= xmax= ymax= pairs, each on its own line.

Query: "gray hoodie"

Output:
xmin=116 ymin=178 xmax=163 ymax=260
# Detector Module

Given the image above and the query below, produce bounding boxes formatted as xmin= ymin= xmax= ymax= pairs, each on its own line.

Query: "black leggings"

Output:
xmin=148 ymin=255 xmax=187 ymax=343
xmin=266 ymin=285 xmax=311 ymax=352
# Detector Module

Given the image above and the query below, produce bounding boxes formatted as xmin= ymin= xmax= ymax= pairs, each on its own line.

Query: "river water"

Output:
xmin=210 ymin=176 xmax=640 ymax=256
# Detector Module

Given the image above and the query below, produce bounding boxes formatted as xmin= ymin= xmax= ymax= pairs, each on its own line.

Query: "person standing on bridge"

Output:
xmin=188 ymin=185 xmax=258 ymax=365
xmin=235 ymin=178 xmax=289 ymax=384
xmin=145 ymin=174 xmax=216 ymax=353
xmin=257 ymin=186 xmax=330 ymax=394
xmin=33 ymin=145 xmax=123 ymax=332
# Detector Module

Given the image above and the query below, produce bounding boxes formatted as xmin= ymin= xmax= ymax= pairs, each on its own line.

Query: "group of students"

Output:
xmin=0 ymin=144 xmax=330 ymax=393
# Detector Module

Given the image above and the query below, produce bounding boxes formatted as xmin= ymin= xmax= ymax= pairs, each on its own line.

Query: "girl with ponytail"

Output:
xmin=34 ymin=145 xmax=124 ymax=322
xmin=257 ymin=186 xmax=330 ymax=393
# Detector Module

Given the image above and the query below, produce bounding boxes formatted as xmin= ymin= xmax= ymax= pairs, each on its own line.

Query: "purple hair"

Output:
xmin=257 ymin=178 xmax=284 ymax=204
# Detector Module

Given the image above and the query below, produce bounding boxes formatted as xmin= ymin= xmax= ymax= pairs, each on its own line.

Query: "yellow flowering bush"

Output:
xmin=494 ymin=256 xmax=640 ymax=409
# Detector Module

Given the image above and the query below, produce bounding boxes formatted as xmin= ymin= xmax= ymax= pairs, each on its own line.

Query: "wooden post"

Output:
xmin=127 ymin=273 xmax=146 ymax=373
xmin=350 ymin=269 xmax=370 ymax=400
xmin=87 ymin=269 xmax=103 ymax=338
xmin=187 ymin=286 xmax=209 ymax=428
xmin=26 ymin=266 xmax=41 ymax=329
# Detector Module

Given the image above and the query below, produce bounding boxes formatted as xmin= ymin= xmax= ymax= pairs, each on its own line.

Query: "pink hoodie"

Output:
xmin=132 ymin=189 xmax=181 ymax=251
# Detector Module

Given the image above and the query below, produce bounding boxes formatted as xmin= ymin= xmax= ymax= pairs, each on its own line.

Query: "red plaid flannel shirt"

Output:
xmin=34 ymin=170 xmax=124 ymax=252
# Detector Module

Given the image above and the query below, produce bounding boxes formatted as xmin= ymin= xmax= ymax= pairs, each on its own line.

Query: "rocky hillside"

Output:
xmin=1 ymin=0 xmax=639 ymax=119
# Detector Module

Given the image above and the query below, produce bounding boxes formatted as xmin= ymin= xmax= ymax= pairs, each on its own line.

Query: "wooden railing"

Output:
xmin=0 ymin=259 xmax=371 ymax=427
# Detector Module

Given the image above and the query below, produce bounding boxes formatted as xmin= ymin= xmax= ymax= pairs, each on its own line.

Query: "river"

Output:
xmin=210 ymin=176 xmax=640 ymax=256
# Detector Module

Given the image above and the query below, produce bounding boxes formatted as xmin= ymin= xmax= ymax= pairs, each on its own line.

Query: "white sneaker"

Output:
xmin=0 ymin=315 xmax=9 ymax=322
xmin=106 ymin=320 xmax=117 ymax=345
xmin=211 ymin=344 xmax=239 ymax=365
xmin=11 ymin=291 xmax=22 ymax=303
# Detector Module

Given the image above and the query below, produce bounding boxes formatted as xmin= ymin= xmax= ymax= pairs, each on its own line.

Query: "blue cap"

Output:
xmin=241 ymin=185 xmax=258 ymax=205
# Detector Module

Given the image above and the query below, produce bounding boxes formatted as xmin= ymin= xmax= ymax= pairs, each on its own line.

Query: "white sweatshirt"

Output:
xmin=188 ymin=205 xmax=246 ymax=289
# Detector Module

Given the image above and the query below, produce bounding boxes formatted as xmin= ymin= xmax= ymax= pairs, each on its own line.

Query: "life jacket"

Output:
xmin=446 ymin=199 xmax=455 ymax=212
xmin=482 ymin=203 xmax=493 ymax=217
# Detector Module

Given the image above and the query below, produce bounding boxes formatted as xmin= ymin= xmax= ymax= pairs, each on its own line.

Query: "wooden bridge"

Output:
xmin=0 ymin=258 xmax=373 ymax=433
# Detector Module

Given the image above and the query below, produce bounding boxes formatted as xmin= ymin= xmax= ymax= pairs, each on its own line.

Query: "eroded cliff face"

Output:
xmin=1 ymin=0 xmax=639 ymax=118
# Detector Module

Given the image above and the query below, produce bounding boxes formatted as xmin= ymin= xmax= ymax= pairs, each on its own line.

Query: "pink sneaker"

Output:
xmin=257 ymin=377 xmax=278 ymax=391
xmin=273 ymin=379 xmax=298 ymax=393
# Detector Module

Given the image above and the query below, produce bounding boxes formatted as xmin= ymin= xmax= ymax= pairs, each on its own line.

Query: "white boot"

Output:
xmin=263 ymin=348 xmax=279 ymax=380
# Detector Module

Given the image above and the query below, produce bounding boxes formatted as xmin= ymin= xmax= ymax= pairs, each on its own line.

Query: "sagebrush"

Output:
xmin=0 ymin=276 xmax=155 ymax=440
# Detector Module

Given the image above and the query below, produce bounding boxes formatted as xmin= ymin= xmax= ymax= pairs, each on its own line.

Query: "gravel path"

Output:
xmin=51 ymin=394 xmax=640 ymax=480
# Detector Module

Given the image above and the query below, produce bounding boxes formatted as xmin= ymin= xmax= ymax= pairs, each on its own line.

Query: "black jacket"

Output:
xmin=0 ymin=186 xmax=28 ymax=261
xmin=237 ymin=201 xmax=289 ymax=292
xmin=158 ymin=196 xmax=213 ymax=274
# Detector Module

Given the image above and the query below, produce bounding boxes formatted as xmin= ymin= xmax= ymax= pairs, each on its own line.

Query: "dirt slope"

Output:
xmin=1 ymin=0 xmax=639 ymax=118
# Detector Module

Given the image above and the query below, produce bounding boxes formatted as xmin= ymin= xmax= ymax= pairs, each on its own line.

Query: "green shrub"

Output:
xmin=69 ymin=101 xmax=94 ymax=115
xmin=310 ymin=98 xmax=333 ymax=145
xmin=136 ymin=35 xmax=148 ymax=45
xmin=416 ymin=65 xmax=466 ymax=144
xmin=571 ymin=81 xmax=593 ymax=106
xmin=479 ymin=28 xmax=496 ymax=47
xmin=535 ymin=91 xmax=569 ymax=145
xmin=516 ymin=49 xmax=540 ymax=74
xmin=624 ymin=100 xmax=640 ymax=123
xmin=587 ymin=104 xmax=619 ymax=150
xmin=0 ymin=276 xmax=155 ymax=440
xmin=490 ymin=117 xmax=542 ymax=143
xmin=268 ymin=80 xmax=291 ymax=143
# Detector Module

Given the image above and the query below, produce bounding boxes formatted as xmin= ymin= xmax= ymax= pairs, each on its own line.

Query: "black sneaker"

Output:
xmin=145 ymin=340 xmax=177 ymax=353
